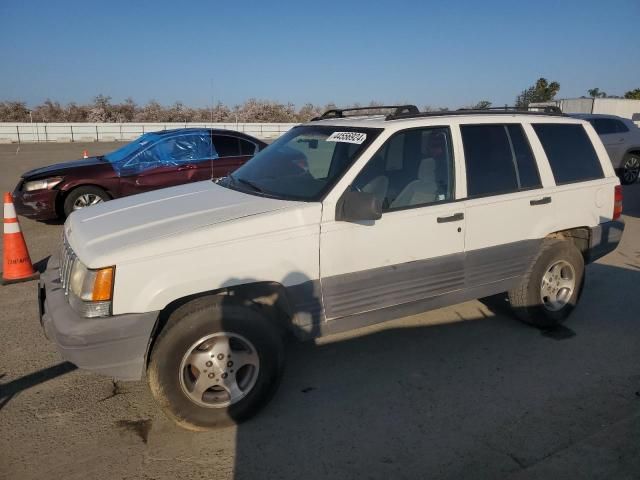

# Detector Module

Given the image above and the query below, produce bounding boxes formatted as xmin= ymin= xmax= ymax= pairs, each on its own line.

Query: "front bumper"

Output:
xmin=13 ymin=183 xmax=60 ymax=220
xmin=38 ymin=254 xmax=159 ymax=381
xmin=585 ymin=220 xmax=625 ymax=264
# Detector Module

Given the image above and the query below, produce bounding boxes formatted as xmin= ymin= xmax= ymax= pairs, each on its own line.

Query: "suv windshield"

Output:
xmin=104 ymin=133 xmax=162 ymax=163
xmin=221 ymin=125 xmax=381 ymax=201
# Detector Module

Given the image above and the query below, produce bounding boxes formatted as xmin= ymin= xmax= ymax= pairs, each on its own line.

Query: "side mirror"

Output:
xmin=336 ymin=190 xmax=382 ymax=222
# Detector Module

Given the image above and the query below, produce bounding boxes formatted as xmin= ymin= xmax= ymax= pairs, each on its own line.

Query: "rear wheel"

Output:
xmin=508 ymin=239 xmax=584 ymax=328
xmin=620 ymin=153 xmax=640 ymax=185
xmin=62 ymin=186 xmax=109 ymax=217
xmin=147 ymin=296 xmax=285 ymax=430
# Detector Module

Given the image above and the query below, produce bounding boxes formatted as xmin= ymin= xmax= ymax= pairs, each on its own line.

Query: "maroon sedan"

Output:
xmin=13 ymin=128 xmax=267 ymax=220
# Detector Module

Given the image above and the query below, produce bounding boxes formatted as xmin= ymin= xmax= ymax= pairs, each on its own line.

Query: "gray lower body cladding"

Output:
xmin=290 ymin=239 xmax=542 ymax=338
xmin=289 ymin=221 xmax=624 ymax=338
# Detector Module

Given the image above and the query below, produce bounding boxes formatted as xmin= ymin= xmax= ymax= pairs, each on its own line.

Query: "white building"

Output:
xmin=531 ymin=98 xmax=640 ymax=123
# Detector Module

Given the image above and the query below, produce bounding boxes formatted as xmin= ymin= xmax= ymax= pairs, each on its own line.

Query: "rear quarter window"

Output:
xmin=532 ymin=124 xmax=604 ymax=185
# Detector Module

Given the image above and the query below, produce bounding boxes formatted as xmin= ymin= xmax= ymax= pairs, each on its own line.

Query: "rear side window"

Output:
xmin=532 ymin=124 xmax=604 ymax=185
xmin=212 ymin=135 xmax=241 ymax=157
xmin=461 ymin=124 xmax=541 ymax=197
xmin=590 ymin=118 xmax=629 ymax=134
xmin=239 ymin=138 xmax=257 ymax=156
xmin=505 ymin=125 xmax=541 ymax=190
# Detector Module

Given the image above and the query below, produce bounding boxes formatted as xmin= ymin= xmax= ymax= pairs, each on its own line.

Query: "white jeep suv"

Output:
xmin=38 ymin=106 xmax=625 ymax=429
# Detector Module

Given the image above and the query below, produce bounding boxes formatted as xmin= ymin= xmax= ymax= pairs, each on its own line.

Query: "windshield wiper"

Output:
xmin=230 ymin=174 xmax=265 ymax=193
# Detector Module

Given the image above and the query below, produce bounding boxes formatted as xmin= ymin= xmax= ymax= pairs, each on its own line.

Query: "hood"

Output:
xmin=22 ymin=156 xmax=109 ymax=179
xmin=65 ymin=181 xmax=300 ymax=267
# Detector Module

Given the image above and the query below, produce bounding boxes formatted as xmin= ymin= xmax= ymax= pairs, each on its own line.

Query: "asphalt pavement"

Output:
xmin=0 ymin=142 xmax=639 ymax=480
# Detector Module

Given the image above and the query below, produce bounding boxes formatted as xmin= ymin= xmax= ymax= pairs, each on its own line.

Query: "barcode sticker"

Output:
xmin=326 ymin=132 xmax=367 ymax=144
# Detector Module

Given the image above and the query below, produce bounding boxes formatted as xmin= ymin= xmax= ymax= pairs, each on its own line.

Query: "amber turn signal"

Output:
xmin=92 ymin=267 xmax=114 ymax=302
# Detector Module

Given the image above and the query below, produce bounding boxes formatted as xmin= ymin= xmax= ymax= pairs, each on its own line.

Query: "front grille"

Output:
xmin=60 ymin=235 xmax=77 ymax=296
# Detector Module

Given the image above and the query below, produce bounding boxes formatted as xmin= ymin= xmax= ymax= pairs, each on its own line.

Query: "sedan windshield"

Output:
xmin=104 ymin=133 xmax=162 ymax=163
xmin=221 ymin=125 xmax=382 ymax=201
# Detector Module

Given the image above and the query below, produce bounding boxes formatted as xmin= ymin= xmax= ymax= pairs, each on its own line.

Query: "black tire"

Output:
xmin=147 ymin=296 xmax=285 ymax=431
xmin=619 ymin=153 xmax=640 ymax=185
xmin=508 ymin=239 xmax=585 ymax=328
xmin=62 ymin=185 xmax=109 ymax=218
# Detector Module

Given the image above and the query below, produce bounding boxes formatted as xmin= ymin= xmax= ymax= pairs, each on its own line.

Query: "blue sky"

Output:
xmin=1 ymin=0 xmax=639 ymax=109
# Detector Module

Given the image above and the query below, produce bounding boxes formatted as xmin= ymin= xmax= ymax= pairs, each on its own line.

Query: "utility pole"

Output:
xmin=29 ymin=110 xmax=39 ymax=142
xmin=210 ymin=78 xmax=214 ymax=124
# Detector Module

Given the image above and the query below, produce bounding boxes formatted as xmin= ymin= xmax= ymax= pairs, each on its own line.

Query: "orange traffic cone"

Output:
xmin=82 ymin=149 xmax=89 ymax=159
xmin=2 ymin=192 xmax=39 ymax=285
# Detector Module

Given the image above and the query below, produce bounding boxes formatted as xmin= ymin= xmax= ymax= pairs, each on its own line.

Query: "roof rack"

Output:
xmin=386 ymin=105 xmax=564 ymax=121
xmin=466 ymin=105 xmax=562 ymax=114
xmin=311 ymin=105 xmax=419 ymax=121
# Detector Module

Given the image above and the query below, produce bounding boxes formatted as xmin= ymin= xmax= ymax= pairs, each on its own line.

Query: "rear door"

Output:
xmin=459 ymin=122 xmax=548 ymax=293
xmin=590 ymin=118 xmax=628 ymax=167
xmin=211 ymin=134 xmax=259 ymax=178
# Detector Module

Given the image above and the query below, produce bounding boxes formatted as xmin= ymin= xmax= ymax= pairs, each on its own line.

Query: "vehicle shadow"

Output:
xmin=4 ymin=264 xmax=639 ymax=479
xmin=213 ymin=262 xmax=640 ymax=479
xmin=42 ymin=218 xmax=65 ymax=226
xmin=622 ymin=183 xmax=640 ymax=219
xmin=33 ymin=255 xmax=51 ymax=274
xmin=0 ymin=361 xmax=76 ymax=410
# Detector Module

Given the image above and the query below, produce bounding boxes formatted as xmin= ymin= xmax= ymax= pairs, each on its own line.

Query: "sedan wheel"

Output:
xmin=73 ymin=193 xmax=104 ymax=210
xmin=62 ymin=186 xmax=110 ymax=218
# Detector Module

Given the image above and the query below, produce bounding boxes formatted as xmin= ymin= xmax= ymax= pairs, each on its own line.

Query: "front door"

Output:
xmin=118 ymin=133 xmax=214 ymax=196
xmin=319 ymin=126 xmax=466 ymax=321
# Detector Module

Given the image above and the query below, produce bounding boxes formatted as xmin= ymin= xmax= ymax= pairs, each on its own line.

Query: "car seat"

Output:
xmin=390 ymin=157 xmax=438 ymax=209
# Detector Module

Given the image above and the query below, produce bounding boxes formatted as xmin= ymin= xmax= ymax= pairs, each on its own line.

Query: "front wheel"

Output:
xmin=62 ymin=186 xmax=109 ymax=217
xmin=147 ymin=296 xmax=285 ymax=430
xmin=508 ymin=239 xmax=585 ymax=328
xmin=620 ymin=154 xmax=640 ymax=185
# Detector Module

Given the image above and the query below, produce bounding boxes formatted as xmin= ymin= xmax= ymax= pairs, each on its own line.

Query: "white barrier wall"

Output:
xmin=0 ymin=122 xmax=299 ymax=143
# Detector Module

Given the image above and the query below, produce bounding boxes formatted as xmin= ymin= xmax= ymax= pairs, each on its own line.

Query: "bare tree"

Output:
xmin=0 ymin=101 xmax=30 ymax=121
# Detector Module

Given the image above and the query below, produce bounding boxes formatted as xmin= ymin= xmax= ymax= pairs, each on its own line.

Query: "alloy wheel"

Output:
xmin=540 ymin=260 xmax=576 ymax=311
xmin=623 ymin=156 xmax=639 ymax=184
xmin=73 ymin=193 xmax=103 ymax=210
xmin=179 ymin=332 xmax=260 ymax=408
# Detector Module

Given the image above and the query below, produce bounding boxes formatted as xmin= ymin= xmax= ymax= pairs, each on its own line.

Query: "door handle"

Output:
xmin=530 ymin=196 xmax=551 ymax=206
xmin=177 ymin=164 xmax=197 ymax=171
xmin=437 ymin=212 xmax=464 ymax=223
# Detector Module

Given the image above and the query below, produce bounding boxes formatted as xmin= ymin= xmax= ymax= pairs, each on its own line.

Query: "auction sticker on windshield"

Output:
xmin=326 ymin=132 xmax=367 ymax=144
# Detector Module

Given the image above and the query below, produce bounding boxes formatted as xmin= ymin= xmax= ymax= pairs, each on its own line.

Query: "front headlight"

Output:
xmin=68 ymin=260 xmax=115 ymax=317
xmin=23 ymin=177 xmax=63 ymax=192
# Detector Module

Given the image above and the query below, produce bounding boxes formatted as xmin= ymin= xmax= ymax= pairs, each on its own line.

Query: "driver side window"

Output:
xmin=351 ymin=127 xmax=454 ymax=211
